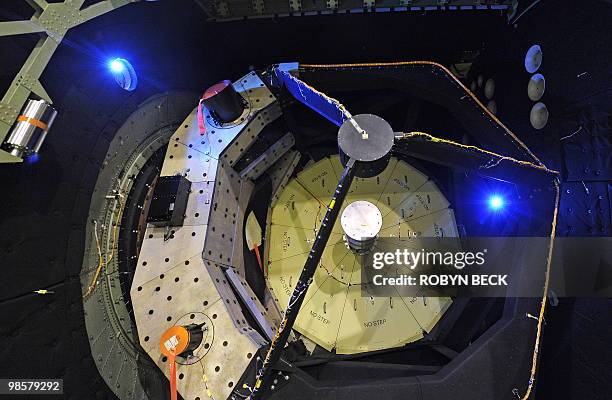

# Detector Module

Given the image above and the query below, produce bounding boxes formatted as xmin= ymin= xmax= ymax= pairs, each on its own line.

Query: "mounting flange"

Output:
xmin=338 ymin=114 xmax=394 ymax=178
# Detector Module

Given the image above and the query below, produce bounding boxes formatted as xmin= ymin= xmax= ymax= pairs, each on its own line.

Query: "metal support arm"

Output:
xmin=249 ymin=159 xmax=357 ymax=399
xmin=0 ymin=0 xmax=145 ymax=163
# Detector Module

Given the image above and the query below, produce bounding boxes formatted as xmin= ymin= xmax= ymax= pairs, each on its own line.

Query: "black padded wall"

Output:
xmin=469 ymin=1 xmax=612 ymax=399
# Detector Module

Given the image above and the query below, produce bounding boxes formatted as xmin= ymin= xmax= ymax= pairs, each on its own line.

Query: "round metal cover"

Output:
xmin=530 ymin=102 xmax=549 ymax=130
xmin=528 ymin=73 xmax=546 ymax=101
xmin=338 ymin=114 xmax=394 ymax=162
xmin=525 ymin=44 xmax=543 ymax=73
xmin=341 ymin=200 xmax=382 ymax=241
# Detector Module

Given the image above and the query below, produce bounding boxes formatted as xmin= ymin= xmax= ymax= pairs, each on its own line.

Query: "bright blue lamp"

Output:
xmin=488 ymin=195 xmax=505 ymax=211
xmin=107 ymin=58 xmax=137 ymax=91
xmin=109 ymin=58 xmax=125 ymax=73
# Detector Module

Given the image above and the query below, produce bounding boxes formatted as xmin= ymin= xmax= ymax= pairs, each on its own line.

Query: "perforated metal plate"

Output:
xmin=131 ymin=72 xmax=282 ymax=400
xmin=266 ymin=155 xmax=458 ymax=353
xmin=81 ymin=92 xmax=198 ymax=400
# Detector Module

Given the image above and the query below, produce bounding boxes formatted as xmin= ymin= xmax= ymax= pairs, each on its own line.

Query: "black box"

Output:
xmin=146 ymin=175 xmax=191 ymax=227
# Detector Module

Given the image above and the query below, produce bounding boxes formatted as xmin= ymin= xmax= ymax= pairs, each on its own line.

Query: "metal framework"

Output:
xmin=195 ymin=0 xmax=517 ymax=22
xmin=0 ymin=0 xmax=148 ymax=163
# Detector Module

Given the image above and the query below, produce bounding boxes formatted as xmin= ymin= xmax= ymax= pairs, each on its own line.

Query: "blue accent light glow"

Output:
xmin=25 ymin=153 xmax=40 ymax=164
xmin=109 ymin=58 xmax=125 ymax=73
xmin=107 ymin=57 xmax=137 ymax=91
xmin=488 ymin=195 xmax=505 ymax=211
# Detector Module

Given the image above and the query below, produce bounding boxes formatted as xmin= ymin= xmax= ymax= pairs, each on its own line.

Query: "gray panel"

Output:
xmin=240 ymin=132 xmax=295 ymax=180
xmin=81 ymin=91 xmax=198 ymax=400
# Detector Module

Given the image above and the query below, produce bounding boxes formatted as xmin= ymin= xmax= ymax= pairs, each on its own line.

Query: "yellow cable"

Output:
xmin=396 ymin=131 xmax=560 ymax=399
xmin=253 ymin=67 xmax=560 ymax=397
xmin=520 ymin=179 xmax=560 ymax=400
xmin=283 ymin=71 xmax=353 ymax=120
xmin=199 ymin=361 xmax=215 ymax=399
xmin=84 ymin=194 xmax=126 ymax=298
xmin=300 ymin=61 xmax=546 ymax=167
xmin=84 ymin=221 xmax=104 ymax=297
xmin=399 ymin=131 xmax=559 ymax=175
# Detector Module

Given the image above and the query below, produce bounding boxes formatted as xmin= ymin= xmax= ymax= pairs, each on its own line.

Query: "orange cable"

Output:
xmin=168 ymin=352 xmax=178 ymax=400
xmin=520 ymin=179 xmax=560 ymax=400
xmin=399 ymin=131 xmax=559 ymax=175
xmin=300 ymin=61 xmax=546 ymax=167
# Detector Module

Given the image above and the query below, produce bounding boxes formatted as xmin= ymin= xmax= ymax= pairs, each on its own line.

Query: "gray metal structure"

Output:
xmin=3 ymin=98 xmax=57 ymax=158
xmin=80 ymin=91 xmax=197 ymax=400
xmin=195 ymin=0 xmax=516 ymax=21
xmin=0 ymin=0 xmax=151 ymax=163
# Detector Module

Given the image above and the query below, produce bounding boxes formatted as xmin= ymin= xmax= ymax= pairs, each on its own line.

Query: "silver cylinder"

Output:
xmin=341 ymin=200 xmax=383 ymax=255
xmin=4 ymin=99 xmax=57 ymax=158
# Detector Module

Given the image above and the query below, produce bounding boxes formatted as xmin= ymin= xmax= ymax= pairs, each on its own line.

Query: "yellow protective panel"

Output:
xmin=271 ymin=178 xmax=323 ymax=229
xmin=296 ymin=157 xmax=339 ymax=201
xmin=267 ymin=155 xmax=458 ymax=354
xmin=335 ymin=284 xmax=424 ymax=353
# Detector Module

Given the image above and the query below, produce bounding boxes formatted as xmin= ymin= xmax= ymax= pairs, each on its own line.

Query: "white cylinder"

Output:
xmin=341 ymin=200 xmax=382 ymax=254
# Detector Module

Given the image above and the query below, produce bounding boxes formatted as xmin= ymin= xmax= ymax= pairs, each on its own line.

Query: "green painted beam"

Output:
xmin=0 ymin=20 xmax=45 ymax=37
xmin=0 ymin=0 xmax=144 ymax=163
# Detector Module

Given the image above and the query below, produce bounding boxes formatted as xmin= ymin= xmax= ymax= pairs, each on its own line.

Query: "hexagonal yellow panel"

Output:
xmin=267 ymin=155 xmax=458 ymax=354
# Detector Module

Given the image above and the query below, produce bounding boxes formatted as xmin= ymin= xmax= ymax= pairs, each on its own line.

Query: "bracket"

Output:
xmin=0 ymin=0 xmax=144 ymax=163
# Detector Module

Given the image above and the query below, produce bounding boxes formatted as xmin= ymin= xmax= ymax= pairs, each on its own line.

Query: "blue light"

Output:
xmin=488 ymin=195 xmax=505 ymax=211
xmin=25 ymin=153 xmax=40 ymax=164
xmin=107 ymin=58 xmax=138 ymax=91
xmin=109 ymin=58 xmax=125 ymax=73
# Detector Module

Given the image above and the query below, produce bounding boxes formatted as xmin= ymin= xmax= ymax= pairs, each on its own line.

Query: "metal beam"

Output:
xmin=0 ymin=0 xmax=143 ymax=163
xmin=26 ymin=0 xmax=48 ymax=14
xmin=0 ymin=20 xmax=45 ymax=37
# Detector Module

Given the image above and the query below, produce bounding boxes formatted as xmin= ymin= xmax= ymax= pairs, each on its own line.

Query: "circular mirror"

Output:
xmin=530 ymin=102 xmax=549 ymax=129
xmin=484 ymin=78 xmax=495 ymax=99
xmin=525 ymin=45 xmax=543 ymax=73
xmin=527 ymin=73 xmax=546 ymax=101
xmin=486 ymin=100 xmax=497 ymax=115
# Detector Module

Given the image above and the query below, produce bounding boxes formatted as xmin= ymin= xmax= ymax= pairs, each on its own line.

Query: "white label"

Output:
xmin=164 ymin=335 xmax=179 ymax=351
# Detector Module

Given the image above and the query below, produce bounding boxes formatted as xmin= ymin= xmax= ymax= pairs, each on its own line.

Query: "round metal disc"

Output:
xmin=484 ymin=78 xmax=495 ymax=100
xmin=525 ymin=44 xmax=543 ymax=73
xmin=338 ymin=114 xmax=394 ymax=162
xmin=527 ymin=73 xmax=546 ymax=101
xmin=530 ymin=102 xmax=549 ymax=130
xmin=341 ymin=200 xmax=382 ymax=241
